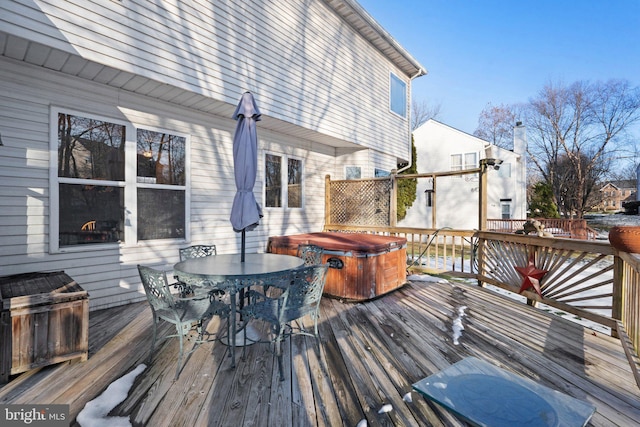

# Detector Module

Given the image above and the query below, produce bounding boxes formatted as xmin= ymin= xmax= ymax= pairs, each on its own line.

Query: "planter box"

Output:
xmin=0 ymin=272 xmax=89 ymax=383
xmin=268 ymin=232 xmax=407 ymax=301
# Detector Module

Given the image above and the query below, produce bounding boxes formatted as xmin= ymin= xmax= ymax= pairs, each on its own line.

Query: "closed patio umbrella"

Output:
xmin=230 ymin=92 xmax=263 ymax=262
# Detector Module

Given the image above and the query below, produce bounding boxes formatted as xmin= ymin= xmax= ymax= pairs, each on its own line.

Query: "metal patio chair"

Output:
xmin=137 ymin=265 xmax=230 ymax=380
xmin=296 ymin=244 xmax=324 ymax=266
xmin=261 ymin=244 xmax=324 ymax=298
xmin=179 ymin=244 xmax=217 ymax=260
xmin=174 ymin=244 xmax=217 ymax=297
xmin=240 ymin=264 xmax=329 ymax=381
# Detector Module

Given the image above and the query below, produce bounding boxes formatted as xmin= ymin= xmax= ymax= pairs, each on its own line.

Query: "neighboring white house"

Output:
xmin=398 ymin=120 xmax=527 ymax=230
xmin=0 ymin=0 xmax=426 ymax=310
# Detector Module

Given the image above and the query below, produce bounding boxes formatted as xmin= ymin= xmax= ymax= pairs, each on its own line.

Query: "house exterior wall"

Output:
xmin=0 ymin=59 xmax=338 ymax=308
xmin=0 ymin=0 xmax=415 ymax=158
xmin=0 ymin=0 xmax=424 ymax=310
xmin=398 ymin=120 xmax=526 ymax=230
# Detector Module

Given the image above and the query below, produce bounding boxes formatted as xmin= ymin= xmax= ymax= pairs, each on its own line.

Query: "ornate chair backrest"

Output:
xmin=281 ymin=264 xmax=329 ymax=323
xmin=138 ymin=265 xmax=175 ymax=311
xmin=179 ymin=245 xmax=217 ymax=261
xmin=296 ymin=244 xmax=324 ymax=266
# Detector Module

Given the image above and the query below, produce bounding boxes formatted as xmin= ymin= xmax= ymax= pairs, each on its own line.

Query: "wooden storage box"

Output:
xmin=0 ymin=272 xmax=89 ymax=383
xmin=268 ymin=232 xmax=407 ymax=301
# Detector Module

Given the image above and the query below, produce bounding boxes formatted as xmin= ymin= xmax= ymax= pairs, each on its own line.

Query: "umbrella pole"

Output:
xmin=241 ymin=229 xmax=246 ymax=263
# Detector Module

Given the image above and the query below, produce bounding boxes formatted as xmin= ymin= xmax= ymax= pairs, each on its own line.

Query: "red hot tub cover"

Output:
xmin=268 ymin=232 xmax=406 ymax=255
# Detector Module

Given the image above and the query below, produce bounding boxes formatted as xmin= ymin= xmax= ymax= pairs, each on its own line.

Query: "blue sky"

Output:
xmin=357 ymin=0 xmax=640 ymax=136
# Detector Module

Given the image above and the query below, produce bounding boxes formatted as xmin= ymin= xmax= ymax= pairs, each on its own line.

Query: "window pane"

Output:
xmin=137 ymin=129 xmax=186 ymax=185
xmin=288 ymin=158 xmax=302 ymax=208
xmin=501 ymin=203 xmax=511 ymax=219
xmin=346 ymin=167 xmax=361 ymax=180
xmin=265 ymin=154 xmax=282 ymax=207
xmin=390 ymin=73 xmax=407 ymax=117
xmin=464 ymin=153 xmax=477 ymax=169
xmin=375 ymin=169 xmax=390 ymax=177
xmin=59 ymin=183 xmax=124 ymax=246
xmin=137 ymin=188 xmax=185 ymax=240
xmin=450 ymin=154 xmax=462 ymax=171
xmin=498 ymin=162 xmax=512 ymax=177
xmin=58 ymin=113 xmax=125 ymax=181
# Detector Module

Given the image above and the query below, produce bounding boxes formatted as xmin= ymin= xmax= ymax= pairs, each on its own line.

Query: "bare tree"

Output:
xmin=411 ymin=99 xmax=441 ymax=130
xmin=473 ymin=103 xmax=519 ymax=149
xmin=526 ymin=79 xmax=640 ymax=218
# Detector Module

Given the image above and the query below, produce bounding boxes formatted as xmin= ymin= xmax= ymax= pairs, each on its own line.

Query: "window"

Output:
xmin=389 ymin=73 xmax=407 ymax=118
xmin=450 ymin=154 xmax=462 ymax=172
xmin=53 ymin=110 xmax=187 ymax=250
xmin=375 ymin=169 xmax=390 ymax=177
xmin=497 ymin=162 xmax=512 ymax=177
xmin=501 ymin=202 xmax=511 ymax=219
xmin=287 ymin=157 xmax=302 ymax=208
xmin=136 ymin=129 xmax=186 ymax=240
xmin=451 ymin=152 xmax=477 ymax=172
xmin=464 ymin=153 xmax=477 ymax=169
xmin=345 ymin=166 xmax=361 ymax=180
xmin=265 ymin=153 xmax=304 ymax=208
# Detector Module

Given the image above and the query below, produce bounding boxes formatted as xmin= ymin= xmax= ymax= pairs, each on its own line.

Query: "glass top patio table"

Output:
xmin=173 ymin=253 xmax=303 ymax=280
xmin=412 ymin=357 xmax=596 ymax=427
xmin=173 ymin=253 xmax=304 ymax=368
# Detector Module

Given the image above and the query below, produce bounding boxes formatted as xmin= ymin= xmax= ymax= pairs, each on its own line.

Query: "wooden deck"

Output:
xmin=1 ymin=279 xmax=639 ymax=426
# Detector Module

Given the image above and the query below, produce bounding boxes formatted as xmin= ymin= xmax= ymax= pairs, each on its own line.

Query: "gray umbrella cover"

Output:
xmin=230 ymin=92 xmax=263 ymax=232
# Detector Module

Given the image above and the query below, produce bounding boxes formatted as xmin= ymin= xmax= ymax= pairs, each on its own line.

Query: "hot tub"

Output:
xmin=267 ymin=232 xmax=407 ymax=301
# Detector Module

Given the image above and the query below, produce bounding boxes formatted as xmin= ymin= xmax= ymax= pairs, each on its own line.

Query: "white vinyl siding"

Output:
xmin=1 ymin=0 xmax=412 ymax=157
xmin=0 ymin=58 xmax=334 ymax=310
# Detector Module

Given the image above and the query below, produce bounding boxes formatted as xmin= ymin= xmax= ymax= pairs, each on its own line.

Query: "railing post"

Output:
xmin=526 ymin=246 xmax=539 ymax=308
xmin=478 ymin=161 xmax=488 ymax=231
xmin=612 ymin=254 xmax=624 ymax=339
xmin=475 ymin=232 xmax=485 ymax=287
xmin=324 ymin=175 xmax=331 ymax=229
xmin=390 ymin=174 xmax=397 ymax=227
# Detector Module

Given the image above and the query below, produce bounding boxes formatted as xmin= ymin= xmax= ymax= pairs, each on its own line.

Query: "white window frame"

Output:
xmin=263 ymin=151 xmax=305 ymax=210
xmin=49 ymin=107 xmax=190 ymax=253
xmin=389 ymin=72 xmax=407 ymax=118
xmin=451 ymin=152 xmax=480 ymax=172
xmin=501 ymin=201 xmax=512 ymax=219
xmin=134 ymin=124 xmax=191 ymax=242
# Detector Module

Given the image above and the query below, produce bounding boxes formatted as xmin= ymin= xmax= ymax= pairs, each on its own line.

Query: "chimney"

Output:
xmin=513 ymin=122 xmax=526 ymax=155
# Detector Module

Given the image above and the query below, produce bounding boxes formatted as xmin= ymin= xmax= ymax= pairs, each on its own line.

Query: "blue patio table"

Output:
xmin=173 ymin=253 xmax=303 ymax=368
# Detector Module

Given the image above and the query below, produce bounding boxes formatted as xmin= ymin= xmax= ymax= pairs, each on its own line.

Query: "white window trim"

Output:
xmin=133 ymin=123 xmax=191 ymax=243
xmin=263 ymin=151 xmax=305 ymax=210
xmin=49 ymin=106 xmax=190 ymax=253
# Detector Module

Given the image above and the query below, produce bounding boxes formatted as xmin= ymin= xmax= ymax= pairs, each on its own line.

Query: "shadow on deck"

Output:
xmin=1 ymin=280 xmax=638 ymax=426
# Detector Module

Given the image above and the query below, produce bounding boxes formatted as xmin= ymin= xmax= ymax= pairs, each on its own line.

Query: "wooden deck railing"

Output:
xmin=324 ymin=224 xmax=640 ymax=388
xmin=486 ymin=218 xmax=599 ymax=240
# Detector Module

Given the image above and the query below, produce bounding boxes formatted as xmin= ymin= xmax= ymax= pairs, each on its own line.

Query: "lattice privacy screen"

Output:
xmin=328 ymin=178 xmax=392 ymax=226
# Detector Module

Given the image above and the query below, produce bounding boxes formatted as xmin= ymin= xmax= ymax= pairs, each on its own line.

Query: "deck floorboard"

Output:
xmin=1 ymin=280 xmax=639 ymax=426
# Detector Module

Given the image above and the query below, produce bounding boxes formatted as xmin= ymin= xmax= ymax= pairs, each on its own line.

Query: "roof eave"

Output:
xmin=324 ymin=0 xmax=427 ymax=78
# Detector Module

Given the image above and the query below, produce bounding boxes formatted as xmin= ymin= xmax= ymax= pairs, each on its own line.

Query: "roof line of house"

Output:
xmin=326 ymin=0 xmax=428 ymax=78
